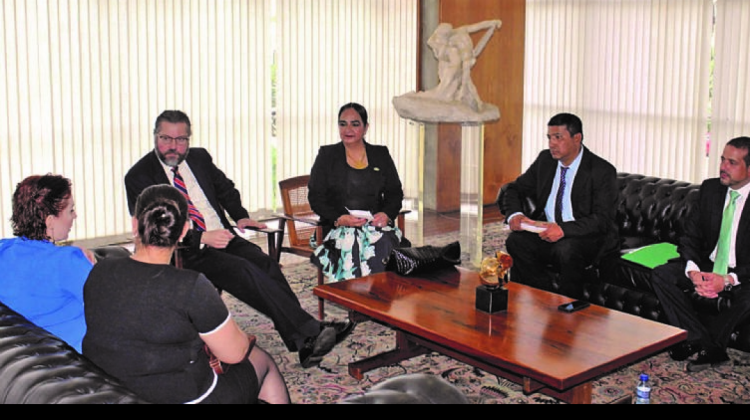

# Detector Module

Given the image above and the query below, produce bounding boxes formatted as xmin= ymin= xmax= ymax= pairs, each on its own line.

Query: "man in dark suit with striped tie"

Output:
xmin=125 ymin=110 xmax=353 ymax=368
xmin=502 ymin=113 xmax=619 ymax=299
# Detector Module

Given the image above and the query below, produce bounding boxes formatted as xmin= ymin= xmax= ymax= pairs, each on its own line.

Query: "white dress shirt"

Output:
xmin=685 ymin=181 xmax=750 ymax=285
xmin=158 ymin=153 xmax=224 ymax=232
xmin=543 ymin=148 xmax=584 ymax=223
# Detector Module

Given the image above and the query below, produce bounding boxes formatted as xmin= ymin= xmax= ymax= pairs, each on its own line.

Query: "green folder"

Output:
xmin=621 ymin=242 xmax=679 ymax=269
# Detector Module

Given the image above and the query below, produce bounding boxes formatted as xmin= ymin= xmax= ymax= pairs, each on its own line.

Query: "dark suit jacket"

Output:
xmin=503 ymin=146 xmax=619 ymax=254
xmin=680 ymin=178 xmax=750 ymax=284
xmin=308 ymin=141 xmax=403 ymax=231
xmin=125 ymin=148 xmax=249 ymax=250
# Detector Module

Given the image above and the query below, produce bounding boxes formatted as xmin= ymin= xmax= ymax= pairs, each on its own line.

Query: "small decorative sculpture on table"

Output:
xmin=476 ymin=251 xmax=513 ymax=313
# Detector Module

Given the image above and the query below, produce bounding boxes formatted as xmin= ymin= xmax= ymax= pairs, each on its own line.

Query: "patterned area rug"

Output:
xmin=224 ymin=222 xmax=750 ymax=404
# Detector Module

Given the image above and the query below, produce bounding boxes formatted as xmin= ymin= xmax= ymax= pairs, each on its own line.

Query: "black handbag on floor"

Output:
xmin=385 ymin=241 xmax=461 ymax=276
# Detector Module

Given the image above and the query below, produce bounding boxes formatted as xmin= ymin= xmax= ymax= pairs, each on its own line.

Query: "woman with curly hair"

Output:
xmin=0 ymin=174 xmax=92 ymax=352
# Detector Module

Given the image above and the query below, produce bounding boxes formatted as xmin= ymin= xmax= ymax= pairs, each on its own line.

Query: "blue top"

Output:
xmin=0 ymin=237 xmax=93 ymax=352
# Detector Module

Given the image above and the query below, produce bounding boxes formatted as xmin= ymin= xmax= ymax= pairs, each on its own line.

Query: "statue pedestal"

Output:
xmin=403 ymin=121 xmax=427 ymax=247
xmin=460 ymin=124 xmax=484 ymax=269
xmin=392 ymin=17 xmax=502 ymax=264
xmin=404 ymin=121 xmax=486 ymax=269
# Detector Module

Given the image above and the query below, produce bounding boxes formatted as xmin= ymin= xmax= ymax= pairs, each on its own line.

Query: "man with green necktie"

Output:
xmin=652 ymin=136 xmax=750 ymax=372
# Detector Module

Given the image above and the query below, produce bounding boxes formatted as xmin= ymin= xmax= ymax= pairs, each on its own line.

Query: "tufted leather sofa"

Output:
xmin=498 ymin=172 xmax=750 ymax=353
xmin=0 ymin=246 xmax=148 ymax=404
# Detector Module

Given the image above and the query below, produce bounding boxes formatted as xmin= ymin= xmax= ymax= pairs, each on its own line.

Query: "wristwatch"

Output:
xmin=724 ymin=275 xmax=734 ymax=292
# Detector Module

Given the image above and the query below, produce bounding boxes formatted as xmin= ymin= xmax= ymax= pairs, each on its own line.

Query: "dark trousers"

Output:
xmin=180 ymin=236 xmax=320 ymax=352
xmin=506 ymin=230 xmax=600 ymax=299
xmin=651 ymin=261 xmax=750 ymax=352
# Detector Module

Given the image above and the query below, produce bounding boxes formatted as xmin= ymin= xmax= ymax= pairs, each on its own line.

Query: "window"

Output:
xmin=524 ymin=0 xmax=716 ymax=183
xmin=709 ymin=0 xmax=750 ymax=176
xmin=0 ymin=0 xmax=417 ymax=241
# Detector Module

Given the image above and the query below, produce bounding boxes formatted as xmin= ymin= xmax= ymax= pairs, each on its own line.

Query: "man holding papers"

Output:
xmin=502 ymin=113 xmax=619 ymax=299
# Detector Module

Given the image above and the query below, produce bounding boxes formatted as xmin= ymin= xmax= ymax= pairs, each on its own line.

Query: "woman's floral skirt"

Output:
xmin=311 ymin=225 xmax=403 ymax=283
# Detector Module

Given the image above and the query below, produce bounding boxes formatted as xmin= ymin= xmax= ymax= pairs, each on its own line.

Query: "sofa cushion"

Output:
xmin=615 ymin=173 xmax=700 ymax=247
xmin=584 ymin=281 xmax=664 ymax=321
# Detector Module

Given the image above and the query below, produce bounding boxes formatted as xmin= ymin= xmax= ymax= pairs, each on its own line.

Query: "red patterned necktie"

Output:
xmin=171 ymin=166 xmax=207 ymax=232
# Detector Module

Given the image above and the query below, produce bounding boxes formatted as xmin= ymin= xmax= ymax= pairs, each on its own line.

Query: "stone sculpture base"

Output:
xmin=393 ymin=92 xmax=500 ymax=124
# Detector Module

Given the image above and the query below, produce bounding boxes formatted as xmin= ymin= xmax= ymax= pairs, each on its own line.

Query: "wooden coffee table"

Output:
xmin=314 ymin=267 xmax=687 ymax=404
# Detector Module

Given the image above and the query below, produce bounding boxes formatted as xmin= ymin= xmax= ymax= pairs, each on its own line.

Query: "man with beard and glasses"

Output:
xmin=651 ymin=137 xmax=750 ymax=372
xmin=124 ymin=110 xmax=354 ymax=368
xmin=502 ymin=112 xmax=619 ymax=300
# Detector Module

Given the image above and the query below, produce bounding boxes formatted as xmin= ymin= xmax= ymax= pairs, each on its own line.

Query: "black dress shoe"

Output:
xmin=298 ymin=326 xmax=336 ymax=368
xmin=686 ymin=349 xmax=731 ymax=373
xmin=668 ymin=341 xmax=701 ymax=362
xmin=321 ymin=320 xmax=356 ymax=345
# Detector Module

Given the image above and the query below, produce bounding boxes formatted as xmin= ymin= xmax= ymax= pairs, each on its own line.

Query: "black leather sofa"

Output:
xmin=0 ymin=246 xmax=148 ymax=404
xmin=497 ymin=172 xmax=750 ymax=352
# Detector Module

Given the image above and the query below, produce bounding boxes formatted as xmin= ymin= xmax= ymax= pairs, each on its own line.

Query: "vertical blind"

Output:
xmin=710 ymin=0 xmax=750 ymax=176
xmin=0 ymin=0 xmax=272 ymax=240
xmin=1 ymin=0 xmax=417 ymax=241
xmin=523 ymin=0 xmax=714 ymax=183
xmin=275 ymin=0 xmax=419 ymax=197
xmin=12 ymin=1 xmax=746 ymax=239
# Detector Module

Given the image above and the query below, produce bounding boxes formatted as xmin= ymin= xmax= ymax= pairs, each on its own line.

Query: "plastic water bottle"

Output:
xmin=635 ymin=373 xmax=651 ymax=404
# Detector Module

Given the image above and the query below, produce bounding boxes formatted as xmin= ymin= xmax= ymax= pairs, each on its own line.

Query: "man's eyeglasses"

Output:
xmin=157 ymin=135 xmax=190 ymax=146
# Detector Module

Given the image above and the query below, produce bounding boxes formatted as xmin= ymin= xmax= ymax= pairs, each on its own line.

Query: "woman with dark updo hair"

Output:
xmin=83 ymin=184 xmax=290 ymax=404
xmin=0 ymin=174 xmax=92 ymax=352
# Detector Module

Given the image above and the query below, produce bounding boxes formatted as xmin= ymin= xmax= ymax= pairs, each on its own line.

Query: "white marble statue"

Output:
xmin=393 ymin=19 xmax=502 ymax=124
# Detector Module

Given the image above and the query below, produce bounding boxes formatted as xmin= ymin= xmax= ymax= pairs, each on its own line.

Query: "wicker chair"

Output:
xmin=277 ymin=175 xmax=326 ymax=319
xmin=277 ymin=175 xmax=324 ymax=263
xmin=277 ymin=174 xmax=408 ymax=320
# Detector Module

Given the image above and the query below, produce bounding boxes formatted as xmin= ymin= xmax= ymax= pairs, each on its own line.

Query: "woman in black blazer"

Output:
xmin=308 ymin=103 xmax=406 ymax=282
